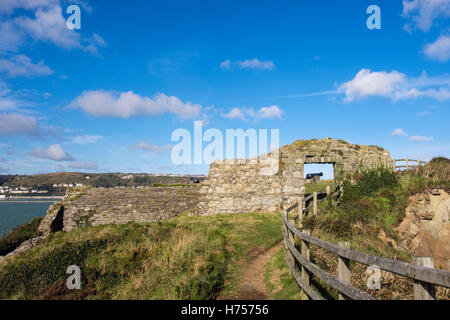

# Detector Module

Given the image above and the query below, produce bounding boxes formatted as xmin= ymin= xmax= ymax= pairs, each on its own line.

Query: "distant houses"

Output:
xmin=53 ymin=183 xmax=83 ymax=188
xmin=121 ymin=174 xmax=134 ymax=180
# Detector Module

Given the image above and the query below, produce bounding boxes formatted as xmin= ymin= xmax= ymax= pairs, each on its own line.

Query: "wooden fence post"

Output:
xmin=405 ymin=158 xmax=409 ymax=170
xmin=326 ymin=185 xmax=330 ymax=196
xmin=283 ymin=210 xmax=296 ymax=266
xmin=301 ymin=229 xmax=311 ymax=300
xmin=338 ymin=241 xmax=351 ymax=300
xmin=288 ymin=217 xmax=295 ymax=261
xmin=298 ymin=199 xmax=304 ymax=229
xmin=313 ymin=192 xmax=318 ymax=215
xmin=413 ymin=257 xmax=435 ymax=300
xmin=416 ymin=160 xmax=422 ymax=173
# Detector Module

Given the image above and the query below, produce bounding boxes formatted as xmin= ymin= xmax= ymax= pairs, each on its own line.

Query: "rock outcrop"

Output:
xmin=397 ymin=189 xmax=450 ymax=271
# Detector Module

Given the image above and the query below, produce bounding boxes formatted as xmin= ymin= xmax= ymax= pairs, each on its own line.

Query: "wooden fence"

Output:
xmin=394 ymin=158 xmax=427 ymax=171
xmin=281 ymin=184 xmax=450 ymax=300
xmin=300 ymin=183 xmax=341 ymax=218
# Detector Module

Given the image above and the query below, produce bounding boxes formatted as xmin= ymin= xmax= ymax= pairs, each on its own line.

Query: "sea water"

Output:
xmin=0 ymin=199 xmax=58 ymax=237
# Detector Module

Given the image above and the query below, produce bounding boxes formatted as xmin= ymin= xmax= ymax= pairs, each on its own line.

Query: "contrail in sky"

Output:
xmin=217 ymin=89 xmax=339 ymax=103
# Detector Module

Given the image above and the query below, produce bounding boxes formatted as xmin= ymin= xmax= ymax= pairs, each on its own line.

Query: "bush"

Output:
xmin=342 ymin=167 xmax=398 ymax=203
xmin=0 ymin=217 xmax=42 ymax=256
xmin=424 ymin=156 xmax=450 ymax=185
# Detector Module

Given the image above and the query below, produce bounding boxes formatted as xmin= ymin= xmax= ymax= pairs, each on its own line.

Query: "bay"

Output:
xmin=0 ymin=199 xmax=59 ymax=237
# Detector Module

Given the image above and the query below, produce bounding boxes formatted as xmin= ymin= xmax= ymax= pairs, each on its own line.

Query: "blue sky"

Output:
xmin=0 ymin=0 xmax=449 ymax=176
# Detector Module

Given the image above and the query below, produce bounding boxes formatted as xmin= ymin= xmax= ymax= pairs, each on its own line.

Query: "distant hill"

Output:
xmin=0 ymin=172 xmax=206 ymax=189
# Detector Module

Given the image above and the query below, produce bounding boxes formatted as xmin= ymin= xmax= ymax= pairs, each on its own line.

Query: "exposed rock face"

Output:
xmin=39 ymin=186 xmax=200 ymax=235
xmin=199 ymin=138 xmax=394 ymax=215
xmin=397 ymin=190 xmax=450 ymax=271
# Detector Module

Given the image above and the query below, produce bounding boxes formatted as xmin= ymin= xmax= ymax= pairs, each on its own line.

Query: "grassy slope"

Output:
xmin=0 ymin=212 xmax=282 ymax=300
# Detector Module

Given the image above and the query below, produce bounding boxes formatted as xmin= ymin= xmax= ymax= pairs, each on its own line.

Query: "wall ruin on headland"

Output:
xmin=198 ymin=138 xmax=394 ymax=215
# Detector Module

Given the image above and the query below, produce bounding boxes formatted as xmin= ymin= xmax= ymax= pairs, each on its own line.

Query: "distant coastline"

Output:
xmin=6 ymin=196 xmax=64 ymax=199
xmin=0 ymin=196 xmax=63 ymax=203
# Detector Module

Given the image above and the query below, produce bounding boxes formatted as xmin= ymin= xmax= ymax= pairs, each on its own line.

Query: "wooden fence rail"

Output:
xmin=394 ymin=158 xmax=428 ymax=171
xmin=291 ymin=183 xmax=341 ymax=219
xmin=281 ymin=186 xmax=450 ymax=300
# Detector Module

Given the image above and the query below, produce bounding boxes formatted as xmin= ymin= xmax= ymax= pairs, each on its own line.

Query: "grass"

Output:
xmin=264 ymin=248 xmax=301 ymax=300
xmin=0 ymin=217 xmax=42 ymax=256
xmin=0 ymin=211 xmax=282 ymax=300
xmin=304 ymin=180 xmax=334 ymax=195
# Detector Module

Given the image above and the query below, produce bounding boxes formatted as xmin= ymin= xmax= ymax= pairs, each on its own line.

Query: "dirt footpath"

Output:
xmin=233 ymin=242 xmax=282 ymax=300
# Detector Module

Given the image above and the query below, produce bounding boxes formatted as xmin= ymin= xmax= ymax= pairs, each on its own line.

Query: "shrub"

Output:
xmin=0 ymin=217 xmax=42 ymax=256
xmin=424 ymin=156 xmax=450 ymax=185
xmin=342 ymin=167 xmax=398 ymax=203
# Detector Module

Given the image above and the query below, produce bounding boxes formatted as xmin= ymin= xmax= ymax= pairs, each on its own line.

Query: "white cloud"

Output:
xmin=72 ymin=135 xmax=103 ymax=144
xmin=128 ymin=142 xmax=173 ymax=154
xmin=0 ymin=166 xmax=10 ymax=173
xmin=68 ymin=90 xmax=202 ymax=119
xmin=220 ymin=58 xmax=275 ymax=71
xmin=0 ymin=82 xmax=21 ymax=112
xmin=0 ymin=0 xmax=57 ymax=14
xmin=390 ymin=128 xmax=436 ymax=142
xmin=84 ymin=33 xmax=108 ymax=56
xmin=409 ymin=135 xmax=434 ymax=141
xmin=221 ymin=105 xmax=283 ymax=121
xmin=339 ymin=69 xmax=450 ymax=102
xmin=0 ymin=2 xmax=106 ymax=54
xmin=15 ymin=5 xmax=82 ymax=49
xmin=393 ymin=87 xmax=450 ymax=101
xmin=424 ymin=35 xmax=450 ymax=62
xmin=28 ymin=144 xmax=74 ymax=161
xmin=0 ymin=54 xmax=53 ymax=77
xmin=0 ymin=113 xmax=38 ymax=135
xmin=391 ymin=128 xmax=408 ymax=137
xmin=221 ymin=107 xmax=246 ymax=120
xmin=69 ymin=160 xmax=98 ymax=170
xmin=339 ymin=69 xmax=406 ymax=102
xmin=417 ymin=110 xmax=431 ymax=116
xmin=257 ymin=105 xmax=283 ymax=119
xmin=402 ymin=0 xmax=450 ymax=32
xmin=220 ymin=60 xmax=231 ymax=70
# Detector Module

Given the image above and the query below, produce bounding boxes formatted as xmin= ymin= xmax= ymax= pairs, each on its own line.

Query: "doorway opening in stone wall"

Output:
xmin=303 ymin=163 xmax=335 ymax=206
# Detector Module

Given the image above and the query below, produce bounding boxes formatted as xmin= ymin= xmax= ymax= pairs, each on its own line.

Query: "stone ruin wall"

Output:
xmin=279 ymin=138 xmax=394 ymax=206
xmin=198 ymin=154 xmax=281 ymax=215
xmin=38 ymin=186 xmax=200 ymax=236
xmin=199 ymin=138 xmax=394 ymax=215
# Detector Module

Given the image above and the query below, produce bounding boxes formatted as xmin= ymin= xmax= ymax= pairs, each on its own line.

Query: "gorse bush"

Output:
xmin=0 ymin=217 xmax=42 ymax=256
xmin=342 ymin=167 xmax=398 ymax=203
xmin=424 ymin=156 xmax=450 ymax=186
xmin=397 ymin=156 xmax=450 ymax=193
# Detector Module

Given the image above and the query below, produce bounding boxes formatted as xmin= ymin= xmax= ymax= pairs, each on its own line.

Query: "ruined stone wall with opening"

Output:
xmin=198 ymin=154 xmax=281 ymax=215
xmin=199 ymin=138 xmax=394 ymax=215
xmin=279 ymin=138 xmax=394 ymax=206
